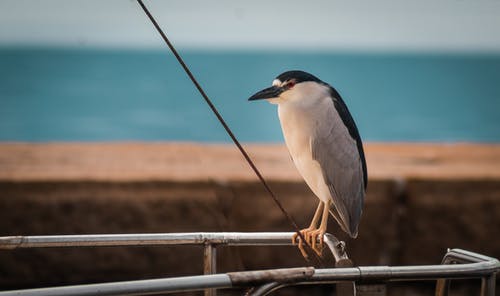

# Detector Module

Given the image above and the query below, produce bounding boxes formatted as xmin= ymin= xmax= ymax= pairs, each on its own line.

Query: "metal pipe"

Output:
xmin=250 ymin=254 xmax=499 ymax=296
xmin=323 ymin=233 xmax=350 ymax=266
xmin=435 ymin=277 xmax=450 ymax=296
xmin=480 ymin=273 xmax=496 ymax=296
xmin=443 ymin=248 xmax=498 ymax=264
xmin=0 ymin=232 xmax=298 ymax=250
xmin=0 ymin=274 xmax=232 ymax=296
xmin=1 ymin=254 xmax=497 ymax=296
xmin=0 ymin=232 xmax=346 ymax=267
xmin=436 ymin=248 xmax=499 ymax=296
xmin=311 ymin=260 xmax=499 ymax=283
xmin=1 ymin=233 xmax=497 ymax=296
xmin=203 ymin=244 xmax=217 ymax=296
xmin=0 ymin=232 xmax=345 ymax=296
xmin=324 ymin=234 xmax=355 ymax=296
xmin=249 ymin=282 xmax=284 ymax=296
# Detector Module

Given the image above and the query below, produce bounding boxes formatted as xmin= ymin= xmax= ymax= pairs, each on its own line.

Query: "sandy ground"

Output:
xmin=1 ymin=142 xmax=499 ymax=182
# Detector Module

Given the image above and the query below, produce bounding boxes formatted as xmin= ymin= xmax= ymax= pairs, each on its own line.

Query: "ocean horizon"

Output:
xmin=1 ymin=47 xmax=499 ymax=143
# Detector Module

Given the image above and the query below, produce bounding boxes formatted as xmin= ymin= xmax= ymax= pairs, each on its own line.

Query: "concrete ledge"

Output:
xmin=0 ymin=142 xmax=499 ymax=291
xmin=1 ymin=142 xmax=499 ymax=182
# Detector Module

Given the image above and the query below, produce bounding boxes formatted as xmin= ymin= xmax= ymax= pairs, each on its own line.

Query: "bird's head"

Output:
xmin=248 ymin=70 xmax=327 ymax=105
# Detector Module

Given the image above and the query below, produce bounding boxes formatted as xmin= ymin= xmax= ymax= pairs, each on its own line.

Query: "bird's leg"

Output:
xmin=292 ymin=201 xmax=324 ymax=258
xmin=309 ymin=199 xmax=330 ymax=256
xmin=292 ymin=202 xmax=323 ymax=243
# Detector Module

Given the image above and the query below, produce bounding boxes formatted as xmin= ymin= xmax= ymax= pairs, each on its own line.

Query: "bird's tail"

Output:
xmin=329 ymin=208 xmax=359 ymax=239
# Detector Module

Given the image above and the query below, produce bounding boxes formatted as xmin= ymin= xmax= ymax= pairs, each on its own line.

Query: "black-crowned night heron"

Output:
xmin=248 ymin=70 xmax=367 ymax=257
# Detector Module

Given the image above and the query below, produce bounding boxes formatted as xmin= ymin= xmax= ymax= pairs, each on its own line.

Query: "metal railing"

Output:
xmin=0 ymin=232 xmax=498 ymax=296
xmin=0 ymin=232 xmax=349 ymax=296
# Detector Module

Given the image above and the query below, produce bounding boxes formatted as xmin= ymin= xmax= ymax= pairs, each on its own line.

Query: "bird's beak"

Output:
xmin=248 ymin=86 xmax=284 ymax=101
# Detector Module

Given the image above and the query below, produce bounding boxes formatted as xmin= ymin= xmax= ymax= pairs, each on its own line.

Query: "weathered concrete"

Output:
xmin=0 ymin=142 xmax=499 ymax=294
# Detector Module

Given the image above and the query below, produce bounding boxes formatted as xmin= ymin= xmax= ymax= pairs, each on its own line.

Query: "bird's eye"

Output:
xmin=287 ymin=81 xmax=296 ymax=89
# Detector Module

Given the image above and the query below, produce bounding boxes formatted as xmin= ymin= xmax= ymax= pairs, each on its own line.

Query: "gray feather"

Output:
xmin=311 ymin=95 xmax=365 ymax=238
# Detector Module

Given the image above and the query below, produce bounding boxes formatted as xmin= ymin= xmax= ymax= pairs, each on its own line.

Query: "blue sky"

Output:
xmin=1 ymin=0 xmax=500 ymax=52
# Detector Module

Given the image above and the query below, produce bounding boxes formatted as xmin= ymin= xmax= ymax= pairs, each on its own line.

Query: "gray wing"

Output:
xmin=311 ymin=89 xmax=366 ymax=238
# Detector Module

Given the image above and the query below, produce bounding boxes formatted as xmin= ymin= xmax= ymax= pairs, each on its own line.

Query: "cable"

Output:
xmin=136 ymin=0 xmax=323 ymax=264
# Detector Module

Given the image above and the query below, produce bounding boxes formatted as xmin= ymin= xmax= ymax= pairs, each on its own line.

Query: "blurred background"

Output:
xmin=1 ymin=0 xmax=500 ymax=142
xmin=1 ymin=1 xmax=500 ymax=295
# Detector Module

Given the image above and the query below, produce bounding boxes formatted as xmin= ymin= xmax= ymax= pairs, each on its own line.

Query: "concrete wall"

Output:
xmin=0 ymin=143 xmax=499 ymax=294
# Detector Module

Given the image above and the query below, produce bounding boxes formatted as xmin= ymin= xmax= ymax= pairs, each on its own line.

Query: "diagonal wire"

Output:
xmin=136 ymin=0 xmax=323 ymax=264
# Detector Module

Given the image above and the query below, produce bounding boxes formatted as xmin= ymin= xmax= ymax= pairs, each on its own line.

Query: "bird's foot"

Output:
xmin=308 ymin=228 xmax=325 ymax=256
xmin=292 ymin=228 xmax=325 ymax=258
xmin=292 ymin=228 xmax=312 ymax=259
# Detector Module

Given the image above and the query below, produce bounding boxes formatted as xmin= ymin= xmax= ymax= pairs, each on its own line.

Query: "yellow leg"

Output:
xmin=310 ymin=199 xmax=330 ymax=255
xmin=292 ymin=201 xmax=326 ymax=259
xmin=308 ymin=202 xmax=323 ymax=229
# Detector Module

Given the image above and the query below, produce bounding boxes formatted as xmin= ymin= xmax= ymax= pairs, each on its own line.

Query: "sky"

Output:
xmin=1 ymin=0 xmax=500 ymax=52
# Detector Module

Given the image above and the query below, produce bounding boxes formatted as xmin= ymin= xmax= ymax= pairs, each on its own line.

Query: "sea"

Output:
xmin=1 ymin=48 xmax=499 ymax=142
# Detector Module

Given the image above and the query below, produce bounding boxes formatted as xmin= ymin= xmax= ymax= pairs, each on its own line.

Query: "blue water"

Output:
xmin=1 ymin=48 xmax=499 ymax=142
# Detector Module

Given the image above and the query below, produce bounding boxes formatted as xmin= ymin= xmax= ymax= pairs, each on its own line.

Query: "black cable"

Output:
xmin=136 ymin=0 xmax=323 ymax=264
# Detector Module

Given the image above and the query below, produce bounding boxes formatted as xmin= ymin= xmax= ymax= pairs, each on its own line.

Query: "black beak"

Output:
xmin=248 ymin=86 xmax=284 ymax=101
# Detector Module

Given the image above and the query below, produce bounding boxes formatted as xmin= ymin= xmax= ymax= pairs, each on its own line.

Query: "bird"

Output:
xmin=248 ymin=70 xmax=367 ymax=257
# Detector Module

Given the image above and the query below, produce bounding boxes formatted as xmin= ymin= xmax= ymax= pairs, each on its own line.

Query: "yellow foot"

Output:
xmin=292 ymin=228 xmax=325 ymax=258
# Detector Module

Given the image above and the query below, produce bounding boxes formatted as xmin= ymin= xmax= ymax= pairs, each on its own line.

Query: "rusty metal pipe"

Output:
xmin=0 ymin=255 xmax=497 ymax=296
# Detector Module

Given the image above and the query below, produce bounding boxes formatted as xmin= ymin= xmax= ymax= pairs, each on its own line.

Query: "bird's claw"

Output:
xmin=292 ymin=228 xmax=325 ymax=258
xmin=292 ymin=230 xmax=310 ymax=259
xmin=310 ymin=229 xmax=325 ymax=255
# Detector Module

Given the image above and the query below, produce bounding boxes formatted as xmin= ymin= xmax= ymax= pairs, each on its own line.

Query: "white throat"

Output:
xmin=275 ymin=81 xmax=330 ymax=106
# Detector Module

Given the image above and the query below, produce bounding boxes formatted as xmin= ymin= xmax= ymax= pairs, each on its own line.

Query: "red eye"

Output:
xmin=287 ymin=81 xmax=296 ymax=88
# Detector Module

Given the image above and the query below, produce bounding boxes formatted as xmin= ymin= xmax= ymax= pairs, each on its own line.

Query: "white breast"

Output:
xmin=277 ymin=83 xmax=334 ymax=203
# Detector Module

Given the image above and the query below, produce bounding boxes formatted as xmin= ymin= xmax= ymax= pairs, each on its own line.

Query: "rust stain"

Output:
xmin=228 ymin=267 xmax=315 ymax=285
